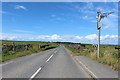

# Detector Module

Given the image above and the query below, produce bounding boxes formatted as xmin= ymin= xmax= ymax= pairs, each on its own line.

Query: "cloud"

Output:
xmin=100 ymin=35 xmax=118 ymax=45
xmin=79 ymin=2 xmax=95 ymax=14
xmin=58 ymin=2 xmax=95 ymax=21
xmin=82 ymin=15 xmax=93 ymax=20
xmin=82 ymin=16 xmax=89 ymax=20
xmin=36 ymin=34 xmax=61 ymax=41
xmin=1 ymin=33 xmax=118 ymax=45
xmin=14 ymin=30 xmax=33 ymax=33
xmin=102 ymin=15 xmax=117 ymax=30
xmin=15 ymin=5 xmax=27 ymax=10
xmin=75 ymin=36 xmax=82 ymax=39
xmin=101 ymin=35 xmax=110 ymax=40
xmin=85 ymin=34 xmax=97 ymax=40
xmin=87 ymin=2 xmax=94 ymax=9
xmin=109 ymin=14 xmax=118 ymax=18
xmin=0 ymin=10 xmax=20 ymax=16
xmin=104 ymin=24 xmax=112 ymax=30
xmin=50 ymin=16 xmax=65 ymax=21
xmin=0 ymin=11 xmax=7 ymax=14
xmin=51 ymin=34 xmax=61 ymax=40
xmin=2 ymin=34 xmax=24 ymax=41
xmin=51 ymin=14 xmax=56 ymax=17
xmin=50 ymin=14 xmax=66 ymax=22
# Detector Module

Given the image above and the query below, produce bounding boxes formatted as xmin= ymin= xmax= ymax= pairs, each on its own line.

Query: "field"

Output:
xmin=1 ymin=40 xmax=59 ymax=62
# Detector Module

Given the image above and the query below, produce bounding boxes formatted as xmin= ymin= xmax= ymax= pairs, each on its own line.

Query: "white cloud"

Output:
xmin=2 ymin=35 xmax=21 ymax=40
xmin=51 ymin=34 xmax=60 ymax=40
xmin=50 ymin=14 xmax=66 ymax=22
xmin=101 ymin=35 xmax=118 ymax=40
xmin=75 ymin=36 xmax=82 ymax=39
xmin=80 ymin=2 xmax=95 ymax=14
xmin=0 ymin=35 xmax=2 ymax=39
xmin=15 ymin=5 xmax=27 ymax=10
xmin=104 ymin=24 xmax=112 ymax=30
xmin=82 ymin=16 xmax=88 ymax=20
xmin=36 ymin=34 xmax=61 ymax=41
xmin=109 ymin=14 xmax=118 ymax=18
xmin=50 ymin=17 xmax=65 ymax=21
xmin=51 ymin=14 xmax=56 ymax=17
xmin=1 ymin=33 xmax=118 ymax=45
xmin=86 ymin=2 xmax=94 ymax=9
xmin=111 ymin=35 xmax=118 ymax=38
xmin=102 ymin=16 xmax=117 ymax=30
xmin=82 ymin=15 xmax=93 ymax=20
xmin=8 ymin=36 xmax=17 ymax=40
xmin=0 ymin=11 xmax=7 ymax=14
xmin=0 ymin=11 xmax=20 ymax=16
xmin=37 ymin=35 xmax=50 ymax=40
xmin=85 ymin=34 xmax=97 ymax=40
xmin=14 ymin=30 xmax=33 ymax=33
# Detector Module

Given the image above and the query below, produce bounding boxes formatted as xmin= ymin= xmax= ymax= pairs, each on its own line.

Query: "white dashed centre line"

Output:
xmin=30 ymin=67 xmax=42 ymax=80
xmin=46 ymin=54 xmax=53 ymax=62
xmin=30 ymin=54 xmax=54 ymax=80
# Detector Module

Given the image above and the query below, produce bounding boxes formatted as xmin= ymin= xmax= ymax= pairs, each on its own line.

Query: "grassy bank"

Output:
xmin=1 ymin=40 xmax=59 ymax=62
xmin=64 ymin=43 xmax=119 ymax=70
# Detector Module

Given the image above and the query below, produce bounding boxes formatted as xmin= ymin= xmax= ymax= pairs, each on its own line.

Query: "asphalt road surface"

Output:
xmin=2 ymin=45 xmax=90 ymax=79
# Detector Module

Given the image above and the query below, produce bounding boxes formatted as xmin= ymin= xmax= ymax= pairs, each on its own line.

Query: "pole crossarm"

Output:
xmin=102 ymin=12 xmax=114 ymax=17
xmin=96 ymin=10 xmax=114 ymax=30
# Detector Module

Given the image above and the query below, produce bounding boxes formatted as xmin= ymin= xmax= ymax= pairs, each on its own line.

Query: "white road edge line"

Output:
xmin=46 ymin=54 xmax=53 ymax=62
xmin=30 ymin=67 xmax=42 ymax=80
xmin=76 ymin=58 xmax=98 ymax=78
xmin=0 ymin=61 xmax=13 ymax=67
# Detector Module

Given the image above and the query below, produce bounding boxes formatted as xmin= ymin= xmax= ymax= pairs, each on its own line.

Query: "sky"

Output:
xmin=1 ymin=2 xmax=118 ymax=44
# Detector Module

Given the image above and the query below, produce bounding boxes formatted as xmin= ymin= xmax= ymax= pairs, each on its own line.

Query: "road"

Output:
xmin=2 ymin=46 xmax=90 ymax=79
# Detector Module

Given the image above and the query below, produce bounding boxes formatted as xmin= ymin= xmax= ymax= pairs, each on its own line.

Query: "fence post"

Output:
xmin=26 ymin=44 xmax=28 ymax=50
xmin=12 ymin=42 xmax=15 ymax=51
xmin=39 ymin=44 xmax=41 ymax=49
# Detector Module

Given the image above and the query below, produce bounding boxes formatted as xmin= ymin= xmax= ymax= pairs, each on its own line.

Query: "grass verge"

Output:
xmin=65 ymin=44 xmax=119 ymax=70
xmin=1 ymin=40 xmax=58 ymax=62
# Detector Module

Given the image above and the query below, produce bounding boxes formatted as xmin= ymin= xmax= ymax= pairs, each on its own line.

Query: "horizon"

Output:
xmin=1 ymin=40 xmax=118 ymax=45
xmin=1 ymin=2 xmax=118 ymax=45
